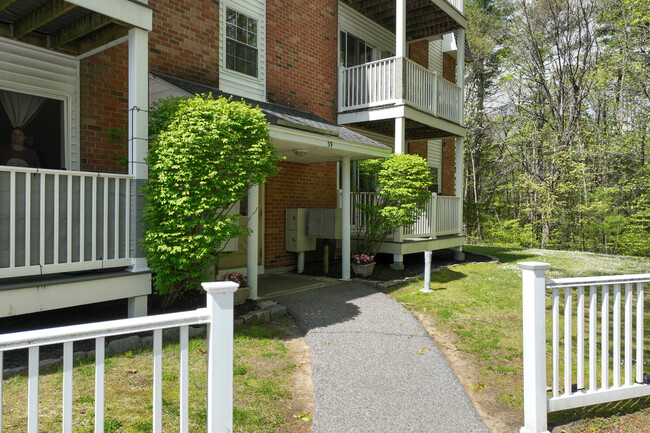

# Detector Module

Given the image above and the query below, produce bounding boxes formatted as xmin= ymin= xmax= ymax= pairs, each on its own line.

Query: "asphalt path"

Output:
xmin=273 ymin=281 xmax=490 ymax=433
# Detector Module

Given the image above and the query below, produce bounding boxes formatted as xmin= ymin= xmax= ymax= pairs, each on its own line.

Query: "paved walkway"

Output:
xmin=270 ymin=279 xmax=490 ymax=433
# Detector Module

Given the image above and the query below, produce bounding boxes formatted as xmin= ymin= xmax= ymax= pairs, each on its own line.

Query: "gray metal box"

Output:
xmin=285 ymin=208 xmax=316 ymax=252
xmin=307 ymin=207 xmax=342 ymax=239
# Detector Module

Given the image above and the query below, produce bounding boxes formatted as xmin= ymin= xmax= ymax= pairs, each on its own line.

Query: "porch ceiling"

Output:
xmin=348 ymin=117 xmax=460 ymax=141
xmin=0 ymin=0 xmax=152 ymax=55
xmin=340 ymin=0 xmax=463 ymax=41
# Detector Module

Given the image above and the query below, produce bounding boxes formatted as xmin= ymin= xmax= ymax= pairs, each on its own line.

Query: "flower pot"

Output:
xmin=352 ymin=262 xmax=375 ymax=277
xmin=234 ymin=286 xmax=251 ymax=305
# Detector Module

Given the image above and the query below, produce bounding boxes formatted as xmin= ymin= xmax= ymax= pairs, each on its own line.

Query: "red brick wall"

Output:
xmin=79 ymin=1 xmax=220 ymax=172
xmin=266 ymin=0 xmax=338 ymax=122
xmin=408 ymin=40 xmax=429 ymax=68
xmin=443 ymin=53 xmax=456 ymax=82
xmin=408 ymin=141 xmax=428 ymax=160
xmin=265 ymin=161 xmax=337 ymax=268
xmin=80 ymin=45 xmax=129 ymax=173
xmin=441 ymin=138 xmax=456 ymax=195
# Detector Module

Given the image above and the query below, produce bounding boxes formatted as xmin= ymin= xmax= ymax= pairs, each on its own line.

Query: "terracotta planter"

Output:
xmin=234 ymin=286 xmax=251 ymax=305
xmin=352 ymin=262 xmax=375 ymax=277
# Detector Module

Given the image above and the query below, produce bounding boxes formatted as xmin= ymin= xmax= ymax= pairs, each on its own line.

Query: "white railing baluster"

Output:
xmin=613 ymin=283 xmax=621 ymax=388
xmin=103 ymin=177 xmax=109 ymax=262
xmin=24 ymin=173 xmax=31 ymax=268
xmin=54 ymin=174 xmax=60 ymax=264
xmin=124 ymin=178 xmax=130 ymax=259
xmin=589 ymin=285 xmax=597 ymax=391
xmin=28 ymin=346 xmax=39 ymax=433
xmin=95 ymin=337 xmax=105 ymax=433
xmin=153 ymin=329 xmax=163 ymax=433
xmin=9 ymin=171 xmax=15 ymax=269
xmin=40 ymin=173 xmax=45 ymax=266
xmin=636 ymin=282 xmax=644 ymax=384
xmin=577 ymin=286 xmax=584 ymax=391
xmin=63 ymin=341 xmax=73 ymax=433
xmin=114 ymin=179 xmax=120 ymax=260
xmin=67 ymin=175 xmax=73 ymax=264
xmin=602 ymin=285 xmax=609 ymax=390
xmin=92 ymin=176 xmax=97 ymax=262
xmin=80 ymin=176 xmax=86 ymax=262
xmin=624 ymin=283 xmax=633 ymax=386
xmin=552 ymin=287 xmax=560 ymax=397
xmin=180 ymin=325 xmax=189 ymax=433
xmin=564 ymin=287 xmax=572 ymax=395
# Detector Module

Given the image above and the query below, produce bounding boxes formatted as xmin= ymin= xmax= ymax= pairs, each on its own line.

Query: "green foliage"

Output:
xmin=143 ymin=94 xmax=282 ymax=305
xmin=354 ymin=153 xmax=432 ymax=255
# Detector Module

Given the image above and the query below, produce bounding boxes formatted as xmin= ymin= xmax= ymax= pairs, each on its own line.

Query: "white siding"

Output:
xmin=0 ymin=38 xmax=79 ymax=169
xmin=428 ymin=39 xmax=443 ymax=75
xmin=148 ymin=75 xmax=192 ymax=104
xmin=219 ymin=0 xmax=266 ymax=101
xmin=428 ymin=139 xmax=442 ymax=191
xmin=338 ymin=3 xmax=395 ymax=58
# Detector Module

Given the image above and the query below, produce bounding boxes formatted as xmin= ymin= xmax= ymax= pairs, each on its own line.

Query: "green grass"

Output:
xmin=386 ymin=245 xmax=650 ymax=432
xmin=1 ymin=317 xmax=303 ymax=433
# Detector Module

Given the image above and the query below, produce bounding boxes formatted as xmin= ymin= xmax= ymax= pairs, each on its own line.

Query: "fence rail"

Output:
xmin=0 ymin=281 xmax=237 ymax=433
xmin=339 ymin=57 xmax=462 ymax=124
xmin=351 ymin=192 xmax=461 ymax=239
xmin=519 ymin=263 xmax=650 ymax=433
xmin=0 ymin=166 xmax=133 ymax=278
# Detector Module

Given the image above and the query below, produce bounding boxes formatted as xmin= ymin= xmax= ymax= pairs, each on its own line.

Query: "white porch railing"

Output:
xmin=446 ymin=0 xmax=464 ymax=14
xmin=0 ymin=166 xmax=133 ymax=278
xmin=519 ymin=262 xmax=650 ymax=433
xmin=339 ymin=57 xmax=463 ymax=125
xmin=351 ymin=192 xmax=461 ymax=239
xmin=0 ymin=281 xmax=237 ymax=433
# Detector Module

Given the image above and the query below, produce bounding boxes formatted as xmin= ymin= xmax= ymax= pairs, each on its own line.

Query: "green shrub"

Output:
xmin=143 ymin=94 xmax=282 ymax=306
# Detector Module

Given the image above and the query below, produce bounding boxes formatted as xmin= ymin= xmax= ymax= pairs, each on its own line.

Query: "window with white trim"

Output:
xmin=225 ymin=8 xmax=258 ymax=78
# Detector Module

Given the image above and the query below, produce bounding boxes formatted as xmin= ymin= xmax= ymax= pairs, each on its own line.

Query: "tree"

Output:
xmin=353 ymin=154 xmax=432 ymax=255
xmin=143 ymin=94 xmax=282 ymax=307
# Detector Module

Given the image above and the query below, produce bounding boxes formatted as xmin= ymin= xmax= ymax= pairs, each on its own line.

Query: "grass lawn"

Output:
xmin=384 ymin=245 xmax=650 ymax=433
xmin=1 ymin=317 xmax=311 ymax=433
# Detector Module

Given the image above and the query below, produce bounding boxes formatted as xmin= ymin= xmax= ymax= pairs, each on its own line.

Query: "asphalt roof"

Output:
xmin=152 ymin=73 xmax=390 ymax=150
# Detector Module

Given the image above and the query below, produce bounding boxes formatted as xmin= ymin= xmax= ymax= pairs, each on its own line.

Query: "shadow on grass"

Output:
xmin=548 ymin=396 xmax=650 ymax=430
xmin=380 ymin=267 xmax=468 ymax=295
xmin=464 ymin=245 xmax=539 ymax=264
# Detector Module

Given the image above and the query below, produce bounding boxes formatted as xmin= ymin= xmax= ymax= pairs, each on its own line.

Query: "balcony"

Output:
xmin=338 ymin=56 xmax=463 ymax=131
xmin=0 ymin=166 xmax=133 ymax=279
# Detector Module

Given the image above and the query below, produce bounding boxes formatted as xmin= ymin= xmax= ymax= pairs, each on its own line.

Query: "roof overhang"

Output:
xmin=0 ymin=0 xmax=152 ymax=55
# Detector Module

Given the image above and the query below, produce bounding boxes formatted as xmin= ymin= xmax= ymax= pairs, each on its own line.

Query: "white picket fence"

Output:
xmin=519 ymin=262 xmax=650 ymax=433
xmin=0 ymin=166 xmax=133 ymax=278
xmin=0 ymin=281 xmax=237 ymax=433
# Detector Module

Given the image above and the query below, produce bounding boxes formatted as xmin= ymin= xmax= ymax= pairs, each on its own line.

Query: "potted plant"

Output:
xmin=220 ymin=271 xmax=251 ymax=305
xmin=351 ymin=253 xmax=375 ymax=277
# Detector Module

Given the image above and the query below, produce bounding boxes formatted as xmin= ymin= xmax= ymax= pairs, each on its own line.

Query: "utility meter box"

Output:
xmin=307 ymin=207 xmax=342 ymax=239
xmin=286 ymin=208 xmax=316 ymax=252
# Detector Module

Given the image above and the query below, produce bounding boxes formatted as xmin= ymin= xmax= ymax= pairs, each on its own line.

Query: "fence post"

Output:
xmin=519 ymin=262 xmax=550 ymax=433
xmin=202 ymin=281 xmax=238 ymax=433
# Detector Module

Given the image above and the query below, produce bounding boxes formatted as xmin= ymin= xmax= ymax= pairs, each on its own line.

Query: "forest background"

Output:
xmin=463 ymin=0 xmax=649 ymax=256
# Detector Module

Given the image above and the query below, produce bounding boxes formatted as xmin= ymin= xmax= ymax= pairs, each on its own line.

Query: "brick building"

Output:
xmin=0 ymin=0 xmax=467 ymax=315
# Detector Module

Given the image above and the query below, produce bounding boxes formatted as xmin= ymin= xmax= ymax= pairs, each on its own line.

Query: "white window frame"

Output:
xmin=225 ymin=7 xmax=259 ymax=78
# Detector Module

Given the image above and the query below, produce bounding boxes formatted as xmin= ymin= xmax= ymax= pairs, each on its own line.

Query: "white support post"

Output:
xmin=342 ymin=157 xmax=351 ymax=280
xmin=297 ymin=252 xmax=305 ymax=273
xmin=519 ymin=262 xmax=551 ymax=433
xmin=247 ymin=184 xmax=260 ymax=299
xmin=456 ymin=28 xmax=465 ymax=126
xmin=395 ymin=117 xmax=406 ymax=155
xmin=128 ymin=27 xmax=149 ymax=272
xmin=421 ymin=251 xmax=433 ymax=293
xmin=202 ymin=281 xmax=237 ymax=433
xmin=396 ymin=0 xmax=406 ymax=58
xmin=455 ymin=137 xmax=464 ymax=235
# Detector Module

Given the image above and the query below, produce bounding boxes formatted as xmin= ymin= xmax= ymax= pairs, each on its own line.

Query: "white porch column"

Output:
xmin=396 ymin=0 xmax=406 ymax=58
xmin=455 ymin=137 xmax=464 ymax=235
xmin=341 ymin=156 xmax=351 ymax=280
xmin=395 ymin=117 xmax=406 ymax=155
xmin=128 ymin=27 xmax=149 ymax=272
xmin=456 ymin=28 xmax=465 ymax=126
xmin=247 ymin=184 xmax=260 ymax=299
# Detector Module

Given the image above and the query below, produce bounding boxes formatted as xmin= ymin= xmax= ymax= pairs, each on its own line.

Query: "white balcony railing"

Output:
xmin=0 ymin=166 xmax=133 ymax=278
xmin=351 ymin=192 xmax=461 ymax=239
xmin=0 ymin=282 xmax=237 ymax=433
xmin=446 ymin=0 xmax=464 ymax=14
xmin=339 ymin=56 xmax=463 ymax=125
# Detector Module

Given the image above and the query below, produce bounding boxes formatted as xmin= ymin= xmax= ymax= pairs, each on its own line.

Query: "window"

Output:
xmin=226 ymin=8 xmax=258 ymax=77
xmin=340 ymin=31 xmax=374 ymax=67
xmin=429 ymin=167 xmax=440 ymax=194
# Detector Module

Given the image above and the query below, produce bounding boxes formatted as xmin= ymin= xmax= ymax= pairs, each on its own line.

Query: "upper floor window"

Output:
xmin=340 ymin=31 xmax=374 ymax=67
xmin=226 ymin=8 xmax=258 ymax=78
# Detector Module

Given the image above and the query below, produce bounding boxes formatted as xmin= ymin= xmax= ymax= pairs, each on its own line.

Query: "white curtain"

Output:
xmin=0 ymin=90 xmax=46 ymax=128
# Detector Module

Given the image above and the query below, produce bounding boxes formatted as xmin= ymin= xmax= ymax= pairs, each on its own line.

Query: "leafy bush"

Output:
xmin=354 ymin=153 xmax=432 ymax=255
xmin=143 ymin=94 xmax=281 ymax=306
